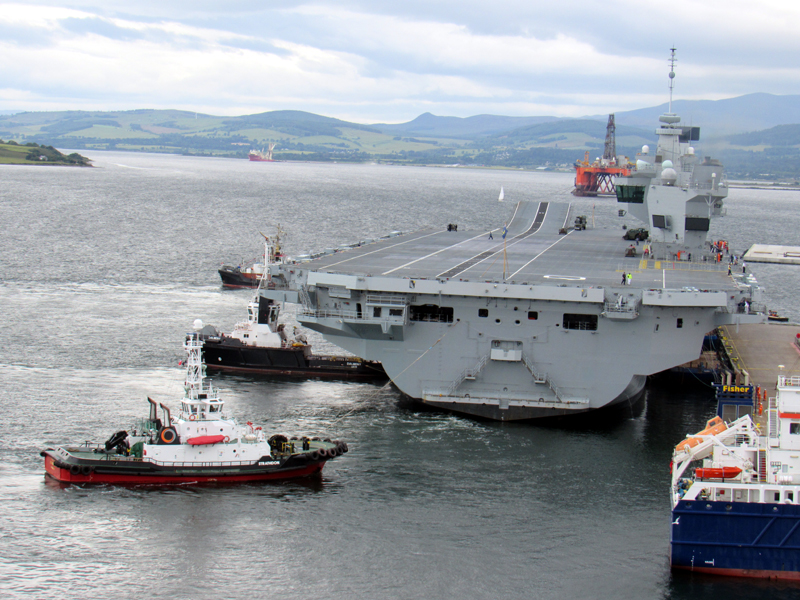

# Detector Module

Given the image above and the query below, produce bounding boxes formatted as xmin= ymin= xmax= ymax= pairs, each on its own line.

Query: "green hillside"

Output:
xmin=0 ymin=140 xmax=91 ymax=165
xmin=2 ymin=107 xmax=800 ymax=178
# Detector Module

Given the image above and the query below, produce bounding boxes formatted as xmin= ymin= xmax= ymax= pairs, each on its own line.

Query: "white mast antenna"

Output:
xmin=668 ymin=47 xmax=677 ymax=114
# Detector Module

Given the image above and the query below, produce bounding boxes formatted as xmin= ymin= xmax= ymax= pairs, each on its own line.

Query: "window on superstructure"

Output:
xmin=616 ymin=185 xmax=645 ymax=204
xmin=528 ymin=311 xmax=538 ymax=320
xmin=790 ymin=423 xmax=800 ymax=435
xmin=373 ymin=307 xmax=382 ymax=318
xmin=409 ymin=304 xmax=454 ymax=323
xmin=563 ymin=313 xmax=598 ymax=331
xmin=478 ymin=309 xmax=489 ymax=318
xmin=677 ymin=318 xmax=683 ymax=328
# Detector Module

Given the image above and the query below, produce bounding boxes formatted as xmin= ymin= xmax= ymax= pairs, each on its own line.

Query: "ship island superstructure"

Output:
xmin=260 ymin=51 xmax=765 ymax=421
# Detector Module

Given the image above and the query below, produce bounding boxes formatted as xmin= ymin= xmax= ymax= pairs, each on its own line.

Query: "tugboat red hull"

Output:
xmin=42 ymin=452 xmax=325 ymax=485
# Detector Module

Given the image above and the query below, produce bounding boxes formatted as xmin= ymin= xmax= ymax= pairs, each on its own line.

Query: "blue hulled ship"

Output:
xmin=670 ymin=375 xmax=800 ymax=579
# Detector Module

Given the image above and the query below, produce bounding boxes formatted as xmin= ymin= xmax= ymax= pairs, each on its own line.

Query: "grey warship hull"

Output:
xmin=264 ymin=198 xmax=760 ymax=421
xmin=261 ymin=71 xmax=765 ymax=420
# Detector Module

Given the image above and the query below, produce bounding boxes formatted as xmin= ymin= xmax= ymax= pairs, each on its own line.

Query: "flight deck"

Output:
xmin=296 ymin=201 xmax=737 ymax=293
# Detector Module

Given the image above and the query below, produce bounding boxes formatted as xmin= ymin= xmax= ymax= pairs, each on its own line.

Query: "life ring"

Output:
xmin=223 ymin=436 xmax=230 ymax=443
xmin=189 ymin=414 xmax=196 ymax=421
xmin=160 ymin=427 xmax=177 ymax=444
xmin=69 ymin=464 xmax=81 ymax=475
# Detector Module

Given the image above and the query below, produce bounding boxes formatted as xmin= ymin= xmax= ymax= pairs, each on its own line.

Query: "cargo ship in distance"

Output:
xmin=249 ymin=143 xmax=276 ymax=162
xmin=260 ymin=50 xmax=765 ymax=421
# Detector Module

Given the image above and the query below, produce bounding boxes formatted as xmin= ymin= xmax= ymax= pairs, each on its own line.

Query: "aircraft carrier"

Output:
xmin=261 ymin=52 xmax=765 ymax=421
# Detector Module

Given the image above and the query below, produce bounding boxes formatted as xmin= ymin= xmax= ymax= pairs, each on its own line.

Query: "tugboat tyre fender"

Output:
xmin=80 ymin=466 xmax=92 ymax=475
xmin=69 ymin=464 xmax=81 ymax=475
xmin=160 ymin=427 xmax=178 ymax=445
xmin=309 ymin=450 xmax=321 ymax=461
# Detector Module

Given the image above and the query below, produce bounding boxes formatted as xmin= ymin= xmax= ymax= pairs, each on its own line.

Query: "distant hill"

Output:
xmin=606 ymin=93 xmax=800 ymax=138
xmin=372 ymin=113 xmax=563 ymax=138
xmin=726 ymin=123 xmax=800 ymax=147
xmin=2 ymin=95 xmax=800 ymax=178
xmin=481 ymin=119 xmax=651 ymax=148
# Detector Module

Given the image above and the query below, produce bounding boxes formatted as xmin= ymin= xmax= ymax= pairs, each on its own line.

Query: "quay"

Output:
xmin=717 ymin=322 xmax=800 ymax=394
xmin=743 ymin=244 xmax=800 ymax=265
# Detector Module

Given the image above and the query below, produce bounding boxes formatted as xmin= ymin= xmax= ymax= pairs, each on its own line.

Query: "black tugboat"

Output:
xmin=219 ymin=230 xmax=284 ymax=288
xmin=201 ymin=294 xmax=386 ymax=380
xmin=213 ymin=228 xmax=385 ymax=379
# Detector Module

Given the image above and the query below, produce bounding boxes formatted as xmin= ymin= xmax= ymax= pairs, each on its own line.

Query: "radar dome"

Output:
xmin=662 ymin=160 xmax=674 ymax=169
xmin=642 ymin=145 xmax=650 ymax=155
xmin=636 ymin=159 xmax=650 ymax=171
xmin=193 ymin=318 xmax=204 ymax=330
xmin=687 ymin=147 xmax=695 ymax=155
xmin=661 ymin=167 xmax=678 ymax=185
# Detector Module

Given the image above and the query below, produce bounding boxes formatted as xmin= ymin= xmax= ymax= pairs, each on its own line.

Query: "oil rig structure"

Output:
xmin=572 ymin=114 xmax=632 ymax=197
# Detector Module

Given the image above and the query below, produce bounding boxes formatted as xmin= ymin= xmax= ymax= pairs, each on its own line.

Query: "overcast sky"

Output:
xmin=2 ymin=1 xmax=798 ymax=123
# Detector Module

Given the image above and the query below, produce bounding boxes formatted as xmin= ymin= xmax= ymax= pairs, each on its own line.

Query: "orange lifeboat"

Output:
xmin=695 ymin=466 xmax=742 ymax=479
xmin=675 ymin=416 xmax=727 ymax=453
xmin=187 ymin=435 xmax=226 ymax=446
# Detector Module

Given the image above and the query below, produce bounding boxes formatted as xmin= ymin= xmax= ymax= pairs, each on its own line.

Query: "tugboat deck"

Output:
xmin=300 ymin=201 xmax=735 ymax=291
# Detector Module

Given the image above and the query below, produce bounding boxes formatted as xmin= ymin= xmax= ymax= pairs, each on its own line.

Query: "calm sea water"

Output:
xmin=1 ymin=153 xmax=799 ymax=599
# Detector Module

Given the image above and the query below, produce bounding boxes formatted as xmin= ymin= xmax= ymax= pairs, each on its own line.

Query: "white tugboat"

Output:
xmin=670 ymin=375 xmax=800 ymax=578
xmin=41 ymin=321 xmax=347 ymax=484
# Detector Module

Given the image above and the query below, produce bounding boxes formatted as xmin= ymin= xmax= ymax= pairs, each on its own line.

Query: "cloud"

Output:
xmin=1 ymin=1 xmax=799 ymax=122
